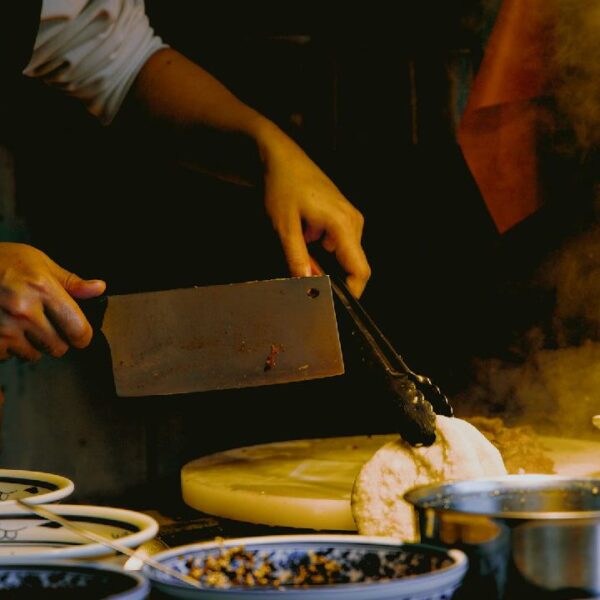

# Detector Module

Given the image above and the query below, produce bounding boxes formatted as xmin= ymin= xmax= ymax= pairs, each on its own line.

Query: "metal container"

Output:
xmin=404 ymin=475 xmax=600 ymax=600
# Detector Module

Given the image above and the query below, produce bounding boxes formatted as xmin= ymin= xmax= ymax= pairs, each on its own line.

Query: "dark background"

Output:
xmin=2 ymin=1 xmax=509 ymax=379
xmin=0 ymin=1 xmax=594 ymax=503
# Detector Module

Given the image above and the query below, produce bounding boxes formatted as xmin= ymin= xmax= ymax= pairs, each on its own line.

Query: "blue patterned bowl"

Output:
xmin=0 ymin=560 xmax=149 ymax=598
xmin=144 ymin=534 xmax=468 ymax=600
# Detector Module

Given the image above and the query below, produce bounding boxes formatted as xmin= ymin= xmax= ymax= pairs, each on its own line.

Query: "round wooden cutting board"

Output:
xmin=181 ymin=434 xmax=600 ymax=531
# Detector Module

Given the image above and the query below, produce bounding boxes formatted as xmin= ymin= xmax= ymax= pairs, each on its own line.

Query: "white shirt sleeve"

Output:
xmin=23 ymin=0 xmax=168 ymax=124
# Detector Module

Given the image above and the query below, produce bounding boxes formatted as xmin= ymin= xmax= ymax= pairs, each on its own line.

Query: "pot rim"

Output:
xmin=404 ymin=474 xmax=600 ymax=521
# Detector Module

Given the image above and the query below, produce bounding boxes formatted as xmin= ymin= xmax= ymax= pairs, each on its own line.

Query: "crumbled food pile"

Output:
xmin=466 ymin=416 xmax=555 ymax=474
xmin=184 ymin=544 xmax=453 ymax=589
xmin=186 ymin=545 xmax=340 ymax=588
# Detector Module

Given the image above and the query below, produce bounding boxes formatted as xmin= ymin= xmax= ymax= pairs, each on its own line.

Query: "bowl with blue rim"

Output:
xmin=142 ymin=534 xmax=468 ymax=600
xmin=0 ymin=503 xmax=158 ymax=560
xmin=0 ymin=469 xmax=74 ymax=505
xmin=0 ymin=560 xmax=149 ymax=599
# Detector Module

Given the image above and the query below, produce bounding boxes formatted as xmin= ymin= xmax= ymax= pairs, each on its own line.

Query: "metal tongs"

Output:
xmin=312 ymin=247 xmax=453 ymax=447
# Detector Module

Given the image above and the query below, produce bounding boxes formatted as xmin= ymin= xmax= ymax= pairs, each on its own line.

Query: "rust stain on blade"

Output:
xmin=264 ymin=344 xmax=284 ymax=372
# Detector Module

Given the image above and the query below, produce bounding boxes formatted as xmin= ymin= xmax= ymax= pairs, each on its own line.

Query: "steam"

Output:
xmin=454 ymin=1 xmax=600 ymax=438
xmin=457 ymin=223 xmax=600 ymax=438
xmin=551 ymin=0 xmax=600 ymax=150
xmin=540 ymin=221 xmax=600 ymax=345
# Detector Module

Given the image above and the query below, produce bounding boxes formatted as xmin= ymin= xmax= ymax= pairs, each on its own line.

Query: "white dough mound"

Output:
xmin=351 ymin=415 xmax=507 ymax=541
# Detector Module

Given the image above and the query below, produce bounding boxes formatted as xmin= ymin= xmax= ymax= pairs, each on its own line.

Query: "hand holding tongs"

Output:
xmin=311 ymin=246 xmax=453 ymax=447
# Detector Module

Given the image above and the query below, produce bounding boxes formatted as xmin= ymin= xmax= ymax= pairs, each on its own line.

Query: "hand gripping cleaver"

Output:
xmin=97 ymin=276 xmax=344 ymax=397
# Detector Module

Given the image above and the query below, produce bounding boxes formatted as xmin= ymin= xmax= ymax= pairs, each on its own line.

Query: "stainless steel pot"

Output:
xmin=404 ymin=475 xmax=600 ymax=600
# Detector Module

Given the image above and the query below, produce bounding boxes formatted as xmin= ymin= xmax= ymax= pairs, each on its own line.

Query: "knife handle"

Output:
xmin=79 ymin=295 xmax=108 ymax=332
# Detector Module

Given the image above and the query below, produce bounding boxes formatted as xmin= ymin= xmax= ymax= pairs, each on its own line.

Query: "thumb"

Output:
xmin=50 ymin=263 xmax=106 ymax=299
xmin=278 ymin=219 xmax=312 ymax=278
xmin=67 ymin=278 xmax=106 ymax=300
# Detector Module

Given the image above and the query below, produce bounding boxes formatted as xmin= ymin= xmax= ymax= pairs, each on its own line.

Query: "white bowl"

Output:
xmin=0 ymin=469 xmax=74 ymax=505
xmin=0 ymin=503 xmax=158 ymax=561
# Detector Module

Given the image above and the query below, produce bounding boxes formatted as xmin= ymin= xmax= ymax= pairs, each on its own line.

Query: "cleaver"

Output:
xmin=96 ymin=276 xmax=344 ymax=397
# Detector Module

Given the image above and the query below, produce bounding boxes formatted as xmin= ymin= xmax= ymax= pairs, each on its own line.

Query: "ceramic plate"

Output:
xmin=0 ymin=560 xmax=149 ymax=598
xmin=144 ymin=534 xmax=468 ymax=600
xmin=0 ymin=504 xmax=158 ymax=561
xmin=0 ymin=469 xmax=74 ymax=505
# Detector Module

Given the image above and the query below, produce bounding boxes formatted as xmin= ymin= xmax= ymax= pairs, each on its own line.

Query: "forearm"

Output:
xmin=127 ymin=47 xmax=285 ymax=156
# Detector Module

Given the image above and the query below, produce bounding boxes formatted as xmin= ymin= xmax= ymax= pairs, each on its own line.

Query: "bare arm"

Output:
xmin=127 ymin=48 xmax=371 ymax=297
xmin=3 ymin=10 xmax=369 ymax=364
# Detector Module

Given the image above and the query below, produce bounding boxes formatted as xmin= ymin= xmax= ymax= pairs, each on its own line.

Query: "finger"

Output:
xmin=333 ymin=239 xmax=371 ymax=298
xmin=353 ymin=209 xmax=365 ymax=238
xmin=24 ymin=309 xmax=69 ymax=357
xmin=68 ymin=278 xmax=106 ymax=300
xmin=321 ymin=233 xmax=337 ymax=253
xmin=47 ymin=261 xmax=106 ymax=300
xmin=0 ymin=339 xmax=11 ymax=361
xmin=308 ymin=255 xmax=323 ymax=276
xmin=277 ymin=218 xmax=312 ymax=278
xmin=0 ymin=295 xmax=56 ymax=357
xmin=43 ymin=285 xmax=94 ymax=349
xmin=7 ymin=334 xmax=42 ymax=362
xmin=303 ymin=223 xmax=324 ymax=244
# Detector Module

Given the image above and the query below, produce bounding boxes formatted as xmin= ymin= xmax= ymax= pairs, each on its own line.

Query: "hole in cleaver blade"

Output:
xmin=100 ymin=276 xmax=345 ymax=397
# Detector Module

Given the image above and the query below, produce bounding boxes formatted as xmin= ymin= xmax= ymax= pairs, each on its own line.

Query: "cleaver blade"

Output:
xmin=100 ymin=276 xmax=344 ymax=397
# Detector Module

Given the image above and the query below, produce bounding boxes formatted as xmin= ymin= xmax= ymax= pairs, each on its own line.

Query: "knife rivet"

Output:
xmin=307 ymin=288 xmax=320 ymax=298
